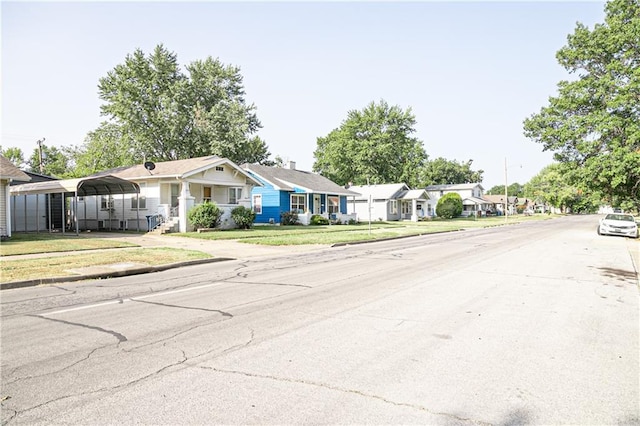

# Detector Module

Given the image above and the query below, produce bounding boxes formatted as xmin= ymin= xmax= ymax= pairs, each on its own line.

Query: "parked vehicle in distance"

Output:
xmin=597 ymin=214 xmax=639 ymax=238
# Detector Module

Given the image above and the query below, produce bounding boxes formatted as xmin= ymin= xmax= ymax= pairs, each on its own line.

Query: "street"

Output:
xmin=1 ymin=215 xmax=639 ymax=425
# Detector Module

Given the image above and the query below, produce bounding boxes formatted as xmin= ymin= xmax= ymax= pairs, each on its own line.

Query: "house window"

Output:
xmin=252 ymin=194 xmax=262 ymax=214
xmin=401 ymin=201 xmax=411 ymax=215
xmin=215 ymin=166 xmax=224 ymax=172
xmin=203 ymin=186 xmax=212 ymax=202
xmin=328 ymin=196 xmax=339 ymax=214
xmin=290 ymin=194 xmax=306 ymax=213
xmin=171 ymin=184 xmax=179 ymax=208
xmin=101 ymin=195 xmax=113 ymax=210
xmin=229 ymin=187 xmax=242 ymax=204
xmin=131 ymin=182 xmax=146 ymax=209
xmin=389 ymin=200 xmax=398 ymax=214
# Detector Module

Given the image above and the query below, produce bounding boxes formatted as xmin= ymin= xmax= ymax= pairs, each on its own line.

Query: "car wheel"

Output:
xmin=597 ymin=226 xmax=602 ymax=235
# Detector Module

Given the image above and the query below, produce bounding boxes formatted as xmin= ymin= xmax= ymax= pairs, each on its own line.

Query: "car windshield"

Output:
xmin=605 ymin=214 xmax=634 ymax=222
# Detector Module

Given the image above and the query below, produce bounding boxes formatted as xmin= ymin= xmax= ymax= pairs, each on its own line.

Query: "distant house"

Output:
xmin=242 ymin=162 xmax=359 ymax=225
xmin=346 ymin=183 xmax=431 ymax=222
xmin=10 ymin=156 xmax=262 ymax=233
xmin=0 ymin=155 xmax=31 ymax=237
xmin=425 ymin=183 xmax=492 ymax=217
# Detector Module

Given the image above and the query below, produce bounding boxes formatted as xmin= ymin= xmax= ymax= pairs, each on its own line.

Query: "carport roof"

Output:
xmin=9 ymin=175 xmax=140 ymax=197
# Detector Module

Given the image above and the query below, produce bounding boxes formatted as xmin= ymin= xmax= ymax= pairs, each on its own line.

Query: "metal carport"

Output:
xmin=10 ymin=175 xmax=140 ymax=235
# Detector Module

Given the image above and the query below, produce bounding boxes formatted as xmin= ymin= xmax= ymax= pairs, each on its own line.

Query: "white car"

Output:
xmin=598 ymin=214 xmax=639 ymax=238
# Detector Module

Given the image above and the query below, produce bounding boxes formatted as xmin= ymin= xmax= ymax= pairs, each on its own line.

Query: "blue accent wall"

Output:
xmin=245 ymin=168 xmax=353 ymax=224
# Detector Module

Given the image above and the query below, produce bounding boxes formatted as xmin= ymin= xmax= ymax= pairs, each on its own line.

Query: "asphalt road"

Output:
xmin=1 ymin=215 xmax=638 ymax=425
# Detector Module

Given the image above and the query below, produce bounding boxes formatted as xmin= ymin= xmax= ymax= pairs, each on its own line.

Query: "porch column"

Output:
xmin=411 ymin=199 xmax=418 ymax=222
xmin=178 ymin=181 xmax=195 ymax=232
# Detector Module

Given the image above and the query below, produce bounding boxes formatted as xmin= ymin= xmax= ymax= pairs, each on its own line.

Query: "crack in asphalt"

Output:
xmin=131 ymin=299 xmax=233 ymax=317
xmin=196 ymin=366 xmax=491 ymax=425
xmin=225 ymin=280 xmax=312 ymax=289
xmin=28 ymin=315 xmax=127 ymax=343
xmin=4 ymin=349 xmax=190 ymax=424
xmin=3 ymin=347 xmax=101 ymax=386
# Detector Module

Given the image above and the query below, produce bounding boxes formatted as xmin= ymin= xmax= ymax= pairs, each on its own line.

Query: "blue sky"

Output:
xmin=2 ymin=1 xmax=605 ymax=188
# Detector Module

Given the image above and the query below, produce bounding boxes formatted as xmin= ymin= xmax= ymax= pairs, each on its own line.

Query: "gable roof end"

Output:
xmin=0 ymin=155 xmax=31 ymax=182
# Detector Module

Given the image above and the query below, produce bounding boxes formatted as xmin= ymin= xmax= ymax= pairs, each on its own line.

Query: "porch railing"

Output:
xmin=146 ymin=214 xmax=165 ymax=231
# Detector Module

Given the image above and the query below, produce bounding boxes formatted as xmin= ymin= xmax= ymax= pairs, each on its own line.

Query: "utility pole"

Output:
xmin=37 ymin=138 xmax=46 ymax=174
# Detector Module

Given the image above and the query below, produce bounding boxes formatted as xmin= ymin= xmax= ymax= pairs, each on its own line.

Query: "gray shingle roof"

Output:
xmin=93 ymin=156 xmax=226 ymax=179
xmin=243 ymin=164 xmax=359 ymax=196
xmin=0 ymin=155 xmax=31 ymax=182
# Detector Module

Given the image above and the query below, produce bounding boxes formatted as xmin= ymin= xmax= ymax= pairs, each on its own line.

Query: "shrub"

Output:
xmin=281 ymin=211 xmax=300 ymax=225
xmin=347 ymin=218 xmax=357 ymax=225
xmin=231 ymin=206 xmax=256 ymax=229
xmin=310 ymin=214 xmax=330 ymax=225
xmin=436 ymin=193 xmax=463 ymax=219
xmin=188 ymin=202 xmax=223 ymax=229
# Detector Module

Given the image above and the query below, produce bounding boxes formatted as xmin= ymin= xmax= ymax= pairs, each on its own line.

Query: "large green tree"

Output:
xmin=65 ymin=122 xmax=139 ymax=177
xmin=523 ymin=0 xmax=640 ymax=212
xmin=97 ymin=44 xmax=270 ymax=165
xmin=27 ymin=144 xmax=69 ymax=177
xmin=523 ymin=163 xmax=599 ymax=213
xmin=486 ymin=182 xmax=523 ymax=196
xmin=418 ymin=158 xmax=483 ymax=186
xmin=313 ymin=100 xmax=427 ymax=186
xmin=0 ymin=147 xmax=25 ymax=168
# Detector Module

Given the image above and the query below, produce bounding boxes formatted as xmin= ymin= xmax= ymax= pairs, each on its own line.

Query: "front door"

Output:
xmin=313 ymin=194 xmax=321 ymax=214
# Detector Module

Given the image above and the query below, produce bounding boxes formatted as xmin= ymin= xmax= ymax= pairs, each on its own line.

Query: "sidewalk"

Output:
xmin=1 ymin=232 xmax=326 ymax=290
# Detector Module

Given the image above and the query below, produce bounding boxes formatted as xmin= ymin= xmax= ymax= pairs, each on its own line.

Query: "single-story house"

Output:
xmin=0 ymin=155 xmax=31 ymax=237
xmin=89 ymin=156 xmax=263 ymax=232
xmin=425 ymin=183 xmax=492 ymax=217
xmin=346 ymin=183 xmax=431 ymax=222
xmin=242 ymin=161 xmax=360 ymax=225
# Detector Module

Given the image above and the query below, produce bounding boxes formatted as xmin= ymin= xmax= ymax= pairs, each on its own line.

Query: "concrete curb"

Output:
xmin=0 ymin=257 xmax=234 ymax=291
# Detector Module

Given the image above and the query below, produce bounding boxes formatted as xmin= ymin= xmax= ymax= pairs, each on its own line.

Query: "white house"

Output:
xmin=88 ymin=156 xmax=263 ymax=232
xmin=425 ymin=183 xmax=492 ymax=217
xmin=0 ymin=155 xmax=31 ymax=237
xmin=347 ymin=183 xmax=431 ymax=222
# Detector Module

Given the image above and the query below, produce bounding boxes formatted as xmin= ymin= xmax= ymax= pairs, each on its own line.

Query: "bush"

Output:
xmin=188 ymin=202 xmax=223 ymax=229
xmin=310 ymin=214 xmax=329 ymax=225
xmin=436 ymin=193 xmax=463 ymax=219
xmin=281 ymin=211 xmax=300 ymax=225
xmin=231 ymin=206 xmax=256 ymax=229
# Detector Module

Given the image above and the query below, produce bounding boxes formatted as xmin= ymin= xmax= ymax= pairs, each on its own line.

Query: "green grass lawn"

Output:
xmin=0 ymin=248 xmax=211 ymax=283
xmin=173 ymin=214 xmax=559 ymax=245
xmin=0 ymin=233 xmax=139 ymax=256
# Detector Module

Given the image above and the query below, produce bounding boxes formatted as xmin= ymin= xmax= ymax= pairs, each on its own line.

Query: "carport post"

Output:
xmin=122 ymin=193 xmax=125 ymax=230
xmin=74 ymin=191 xmax=79 ymax=236
xmin=136 ymin=193 xmax=140 ymax=232
xmin=48 ymin=194 xmax=52 ymax=233
xmin=36 ymin=193 xmax=40 ymax=233
xmin=23 ymin=194 xmax=27 ymax=232
xmin=61 ymin=194 xmax=65 ymax=235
